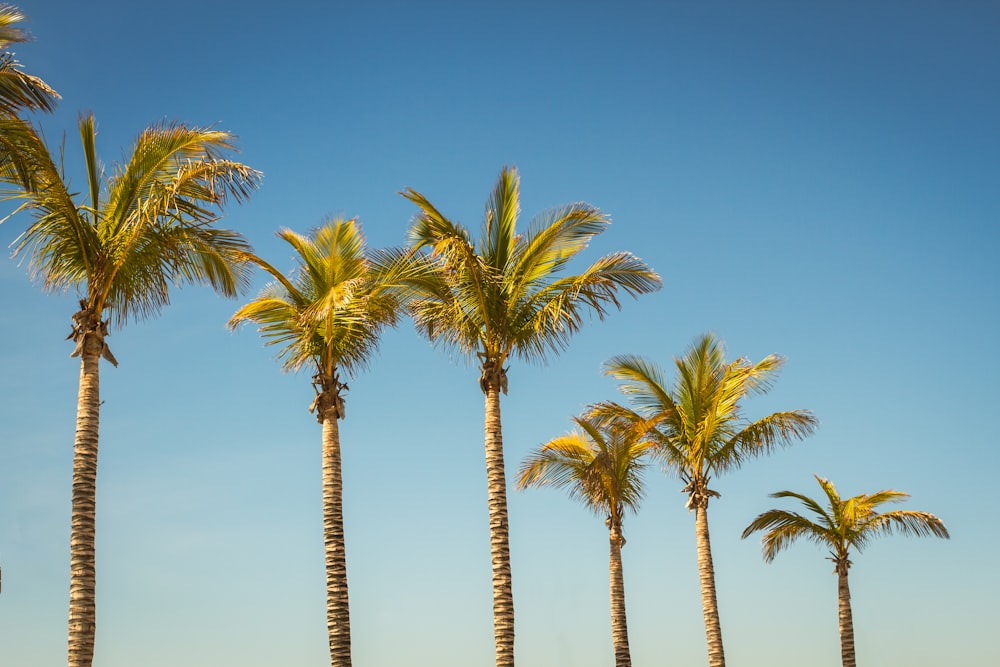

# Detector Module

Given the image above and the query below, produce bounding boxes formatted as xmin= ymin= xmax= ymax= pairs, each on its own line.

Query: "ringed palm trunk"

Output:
xmin=321 ymin=405 xmax=352 ymax=667
xmin=694 ymin=504 xmax=726 ymax=667
xmin=837 ymin=566 xmax=856 ymax=667
xmin=483 ymin=383 xmax=515 ymax=667
xmin=68 ymin=333 xmax=103 ymax=667
xmin=608 ymin=527 xmax=631 ymax=667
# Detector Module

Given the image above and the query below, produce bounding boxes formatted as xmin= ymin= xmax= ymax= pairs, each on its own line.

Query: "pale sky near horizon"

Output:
xmin=1 ymin=2 xmax=998 ymax=666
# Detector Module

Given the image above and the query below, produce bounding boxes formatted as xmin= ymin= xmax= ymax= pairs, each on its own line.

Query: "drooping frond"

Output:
xmin=0 ymin=5 xmax=58 ymax=114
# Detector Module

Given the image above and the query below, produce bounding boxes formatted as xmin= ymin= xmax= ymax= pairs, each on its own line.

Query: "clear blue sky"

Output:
xmin=2 ymin=1 xmax=997 ymax=665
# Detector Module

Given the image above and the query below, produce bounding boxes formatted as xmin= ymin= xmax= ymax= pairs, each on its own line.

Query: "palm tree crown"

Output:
xmin=742 ymin=475 xmax=950 ymax=574
xmin=2 ymin=113 xmax=260 ymax=347
xmin=596 ymin=333 xmax=817 ymax=503
xmin=228 ymin=220 xmax=407 ymax=412
xmin=402 ymin=165 xmax=662 ymax=390
xmin=518 ymin=415 xmax=653 ymax=538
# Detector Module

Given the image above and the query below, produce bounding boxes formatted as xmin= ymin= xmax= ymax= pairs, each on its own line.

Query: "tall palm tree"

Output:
xmin=593 ymin=333 xmax=817 ymax=667
xmin=741 ymin=475 xmax=949 ymax=667
xmin=0 ymin=113 xmax=259 ymax=667
xmin=0 ymin=4 xmax=59 ymax=114
xmin=517 ymin=415 xmax=653 ymax=667
xmin=400 ymin=165 xmax=661 ymax=667
xmin=228 ymin=220 xmax=410 ymax=667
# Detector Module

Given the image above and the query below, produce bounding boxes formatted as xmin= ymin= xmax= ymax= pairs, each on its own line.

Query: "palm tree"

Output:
xmin=228 ymin=220 xmax=410 ymax=667
xmin=741 ymin=475 xmax=949 ymax=667
xmin=593 ymin=333 xmax=817 ymax=667
xmin=400 ymin=165 xmax=661 ymax=667
xmin=0 ymin=4 xmax=59 ymax=114
xmin=517 ymin=415 xmax=653 ymax=667
xmin=0 ymin=113 xmax=259 ymax=667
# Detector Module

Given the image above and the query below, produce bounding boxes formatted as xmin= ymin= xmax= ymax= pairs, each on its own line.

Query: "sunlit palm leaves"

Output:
xmin=1 ymin=113 xmax=260 ymax=328
xmin=0 ymin=5 xmax=58 ymax=114
xmin=402 ymin=165 xmax=662 ymax=372
xmin=518 ymin=416 xmax=653 ymax=529
xmin=742 ymin=475 xmax=950 ymax=570
xmin=228 ymin=220 xmax=408 ymax=381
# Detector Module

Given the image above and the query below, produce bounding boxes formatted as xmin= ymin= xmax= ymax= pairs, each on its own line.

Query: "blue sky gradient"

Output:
xmin=2 ymin=2 xmax=998 ymax=666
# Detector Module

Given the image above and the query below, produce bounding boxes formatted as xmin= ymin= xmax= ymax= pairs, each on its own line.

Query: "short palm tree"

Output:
xmin=0 ymin=113 xmax=259 ymax=667
xmin=741 ymin=475 xmax=949 ymax=667
xmin=0 ymin=4 xmax=59 ymax=114
xmin=228 ymin=220 xmax=409 ymax=667
xmin=593 ymin=333 xmax=817 ymax=667
xmin=517 ymin=415 xmax=653 ymax=667
xmin=401 ymin=165 xmax=661 ymax=667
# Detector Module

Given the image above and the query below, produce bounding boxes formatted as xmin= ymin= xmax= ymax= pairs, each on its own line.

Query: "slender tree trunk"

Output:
xmin=694 ymin=504 xmax=726 ymax=667
xmin=68 ymin=336 xmax=102 ymax=667
xmin=837 ymin=568 xmax=856 ymax=667
xmin=608 ymin=528 xmax=631 ymax=667
xmin=484 ymin=384 xmax=514 ymax=667
xmin=321 ymin=406 xmax=352 ymax=667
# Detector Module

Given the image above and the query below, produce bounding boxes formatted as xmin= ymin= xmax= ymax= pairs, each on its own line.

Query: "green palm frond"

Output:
xmin=0 ymin=5 xmax=58 ymax=114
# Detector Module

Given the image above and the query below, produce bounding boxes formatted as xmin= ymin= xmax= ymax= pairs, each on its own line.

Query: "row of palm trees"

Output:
xmin=0 ymin=7 xmax=949 ymax=667
xmin=517 ymin=335 xmax=949 ymax=667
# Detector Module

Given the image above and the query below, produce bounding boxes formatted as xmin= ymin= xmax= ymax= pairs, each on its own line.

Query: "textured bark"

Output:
xmin=694 ymin=504 xmax=726 ymax=667
xmin=837 ymin=568 xmax=856 ymax=667
xmin=68 ymin=334 xmax=103 ymax=667
xmin=321 ymin=406 xmax=352 ymax=667
xmin=484 ymin=384 xmax=515 ymax=667
xmin=608 ymin=528 xmax=631 ymax=667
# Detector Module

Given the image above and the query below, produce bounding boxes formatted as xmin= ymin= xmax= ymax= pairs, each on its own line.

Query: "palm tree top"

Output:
xmin=400 ymin=165 xmax=662 ymax=378
xmin=517 ymin=415 xmax=654 ymax=530
xmin=742 ymin=474 xmax=950 ymax=569
xmin=596 ymin=333 xmax=817 ymax=485
xmin=228 ymin=219 xmax=408 ymax=382
xmin=2 ymin=113 xmax=261 ymax=328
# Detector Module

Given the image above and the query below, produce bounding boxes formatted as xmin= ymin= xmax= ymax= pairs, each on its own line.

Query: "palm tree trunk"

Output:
xmin=608 ymin=529 xmax=631 ymax=667
xmin=837 ymin=568 xmax=856 ymax=667
xmin=694 ymin=504 xmax=726 ymax=667
xmin=321 ymin=407 xmax=352 ymax=667
xmin=484 ymin=385 xmax=515 ymax=667
xmin=68 ymin=335 xmax=103 ymax=667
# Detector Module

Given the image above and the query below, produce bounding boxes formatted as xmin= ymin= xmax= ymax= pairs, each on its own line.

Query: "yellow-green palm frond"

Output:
xmin=229 ymin=219 xmax=407 ymax=379
xmin=509 ymin=251 xmax=661 ymax=363
xmin=0 ymin=5 xmax=58 ymax=114
xmin=513 ymin=202 xmax=609 ymax=288
xmin=481 ymin=164 xmax=519 ymax=272
xmin=518 ymin=414 xmax=653 ymax=524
